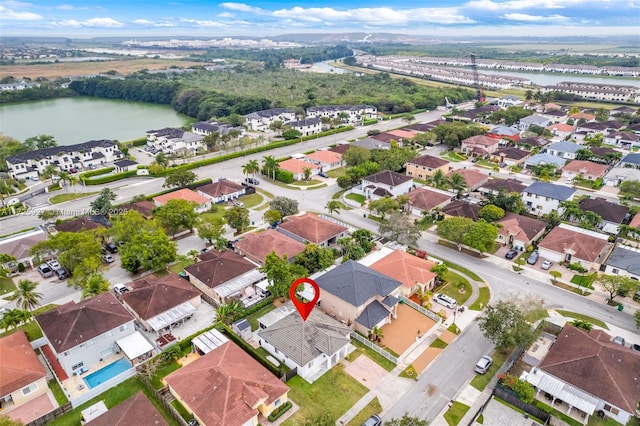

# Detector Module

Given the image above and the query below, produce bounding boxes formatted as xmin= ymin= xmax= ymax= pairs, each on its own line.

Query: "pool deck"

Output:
xmin=62 ymin=354 xmax=126 ymax=400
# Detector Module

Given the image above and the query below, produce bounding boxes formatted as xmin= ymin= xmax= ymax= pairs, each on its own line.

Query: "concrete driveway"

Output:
xmin=344 ymin=354 xmax=387 ymax=390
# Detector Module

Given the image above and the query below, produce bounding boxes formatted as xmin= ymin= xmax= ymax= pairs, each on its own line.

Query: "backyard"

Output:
xmin=380 ymin=303 xmax=437 ymax=355
xmin=0 ymin=304 xmax=59 ymax=341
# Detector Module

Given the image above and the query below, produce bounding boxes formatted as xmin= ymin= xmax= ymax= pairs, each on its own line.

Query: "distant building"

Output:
xmin=244 ymin=108 xmax=296 ymax=131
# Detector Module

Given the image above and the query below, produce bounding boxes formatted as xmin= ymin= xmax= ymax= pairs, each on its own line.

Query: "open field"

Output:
xmin=482 ymin=44 xmax=621 ymax=52
xmin=0 ymin=58 xmax=207 ymax=80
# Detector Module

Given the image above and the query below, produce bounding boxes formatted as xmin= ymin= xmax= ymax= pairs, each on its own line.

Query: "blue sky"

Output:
xmin=1 ymin=0 xmax=639 ymax=37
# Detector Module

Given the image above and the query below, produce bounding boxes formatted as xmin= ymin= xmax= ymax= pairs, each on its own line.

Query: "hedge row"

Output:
xmin=82 ymin=170 xmax=138 ymax=185
xmin=275 ymin=169 xmax=294 ymax=183
xmin=121 ymin=137 xmax=147 ymax=147
xmin=268 ymin=402 xmax=292 ymax=422
xmin=79 ymin=166 xmax=115 ymax=179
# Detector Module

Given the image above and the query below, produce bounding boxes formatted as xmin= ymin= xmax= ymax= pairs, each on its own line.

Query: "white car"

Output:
xmin=475 ymin=355 xmax=493 ymax=374
xmin=47 ymin=259 xmax=61 ymax=269
xmin=103 ymin=254 xmax=115 ymax=263
xmin=541 ymin=260 xmax=553 ymax=270
xmin=433 ymin=293 xmax=457 ymax=309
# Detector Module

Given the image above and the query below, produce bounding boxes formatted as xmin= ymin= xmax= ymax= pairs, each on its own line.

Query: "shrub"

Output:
xmin=17 ymin=263 xmax=25 ymax=272
xmin=80 ymin=166 xmax=115 ymax=179
xmin=267 ymin=401 xmax=292 ymax=422
xmin=567 ymin=262 xmax=588 ymax=273
xmin=499 ymin=373 xmax=535 ymax=404
xmin=275 ymin=169 xmax=294 ymax=183
xmin=82 ymin=170 xmax=138 ymax=185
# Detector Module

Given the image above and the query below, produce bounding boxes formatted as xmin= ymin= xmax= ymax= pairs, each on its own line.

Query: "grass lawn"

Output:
xmin=444 ymin=401 xmax=471 ymax=426
xmin=439 ymin=272 xmax=472 ymax=305
xmin=350 ymin=338 xmax=396 ymax=372
xmin=430 ymin=338 xmax=448 ymax=348
xmin=283 ymin=365 xmax=368 ymax=426
xmin=49 ymin=192 xmax=98 ymax=204
xmin=151 ymin=359 xmax=181 ymax=389
xmin=447 ymin=324 xmax=461 ymax=335
xmin=332 ymin=189 xmax=346 ymax=199
xmin=345 ymin=193 xmax=366 ymax=205
xmin=469 ymin=350 xmax=507 ymax=391
xmin=245 ymin=302 xmax=277 ymax=331
xmin=469 ymin=287 xmax=491 ymax=311
xmin=48 ymin=379 xmax=68 ymax=405
xmin=399 ymin=365 xmax=417 ymax=379
xmin=570 ymin=273 xmax=596 ymax=289
xmin=49 ymin=377 xmax=179 ymax=426
xmin=169 ymin=257 xmax=195 ymax=274
xmin=440 ymin=151 xmax=466 ymax=162
xmin=327 ymin=167 xmax=347 ymax=178
xmin=552 ymin=281 xmax=591 ymax=296
xmin=239 ymin=193 xmax=263 ymax=209
xmin=200 ymin=206 xmax=227 ymax=222
xmin=533 ymin=400 xmax=582 ymax=426
xmin=0 ymin=276 xmax=16 ymax=295
xmin=494 ymin=398 xmax=545 ymax=424
xmin=555 ymin=310 xmax=609 ymax=329
xmin=588 ymin=414 xmax=626 ymax=426
xmin=0 ymin=304 xmax=58 ymax=341
xmin=257 ymin=188 xmax=274 ymax=199
xmin=171 ymin=399 xmax=192 ymax=422
xmin=347 ymin=397 xmax=383 ymax=426
xmin=437 ymin=259 xmax=483 ymax=281
xmin=291 ymin=179 xmax=323 ymax=186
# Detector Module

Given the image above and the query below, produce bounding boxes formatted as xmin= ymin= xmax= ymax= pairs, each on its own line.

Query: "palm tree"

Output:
xmin=448 ymin=172 xmax=467 ymax=198
xmin=325 ymin=200 xmax=341 ymax=215
xmin=0 ymin=309 xmax=31 ymax=330
xmin=67 ymin=174 xmax=79 ymax=192
xmin=429 ymin=169 xmax=448 ymax=189
xmin=415 ymin=288 xmax=434 ymax=308
xmin=368 ymin=326 xmax=384 ymax=343
xmin=303 ymin=167 xmax=312 ymax=181
xmin=15 ymin=279 xmax=43 ymax=311
xmin=0 ymin=178 xmax=17 ymax=208
xmin=215 ymin=301 xmax=242 ymax=324
xmin=81 ymin=273 xmax=110 ymax=299
xmin=242 ymin=159 xmax=260 ymax=179
xmin=262 ymin=156 xmax=279 ymax=180
xmin=57 ymin=170 xmax=70 ymax=191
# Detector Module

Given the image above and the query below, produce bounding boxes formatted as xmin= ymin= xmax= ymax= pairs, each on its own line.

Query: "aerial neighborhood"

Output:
xmin=1 ymin=40 xmax=640 ymax=426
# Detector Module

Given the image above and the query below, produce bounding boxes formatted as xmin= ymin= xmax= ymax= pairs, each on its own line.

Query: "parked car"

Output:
xmin=233 ymin=201 xmax=245 ymax=208
xmin=612 ymin=336 xmax=626 ymax=346
xmin=499 ymin=162 xmax=507 ymax=168
xmin=505 ymin=249 xmax=518 ymax=260
xmin=105 ymin=243 xmax=118 ymax=253
xmin=541 ymin=260 xmax=553 ymax=270
xmin=633 ymin=290 xmax=640 ymax=302
xmin=47 ymin=259 xmax=61 ymax=270
xmin=31 ymin=175 xmax=40 ymax=181
xmin=474 ymin=355 xmax=493 ymax=374
xmin=244 ymin=177 xmax=260 ymax=185
xmin=632 ymin=343 xmax=640 ymax=352
xmin=38 ymin=264 xmax=53 ymax=278
xmin=319 ymin=172 xmax=329 ymax=178
xmin=113 ymin=283 xmax=129 ymax=295
xmin=527 ymin=251 xmax=539 ymax=265
xmin=103 ymin=254 xmax=115 ymax=263
xmin=70 ymin=167 xmax=77 ymax=173
xmin=55 ymin=268 xmax=68 ymax=280
xmin=363 ymin=415 xmax=382 ymax=426
xmin=433 ymin=293 xmax=457 ymax=309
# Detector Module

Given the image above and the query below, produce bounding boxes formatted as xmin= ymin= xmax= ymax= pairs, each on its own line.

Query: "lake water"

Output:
xmin=477 ymin=69 xmax=640 ymax=88
xmin=0 ymin=97 xmax=190 ymax=145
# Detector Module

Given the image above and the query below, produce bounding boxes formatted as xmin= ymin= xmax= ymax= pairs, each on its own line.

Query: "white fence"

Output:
xmin=351 ymin=332 xmax=399 ymax=365
xmin=401 ymin=297 xmax=442 ymax=324
xmin=70 ymin=368 xmax=137 ymax=408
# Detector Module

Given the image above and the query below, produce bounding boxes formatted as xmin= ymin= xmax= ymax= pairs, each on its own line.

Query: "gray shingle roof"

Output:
xmin=524 ymin=153 xmax=566 ymax=167
xmin=622 ymin=153 xmax=640 ymax=165
xmin=382 ymin=295 xmax=399 ymax=307
xmin=605 ymin=246 xmax=640 ymax=275
xmin=548 ymin=141 xmax=581 ymax=154
xmin=524 ymin=181 xmax=576 ymax=201
xmin=7 ymin=140 xmax=117 ymax=164
xmin=315 ymin=260 xmax=401 ymax=307
xmin=257 ymin=310 xmax=351 ymax=366
xmin=355 ymin=300 xmax=391 ymax=329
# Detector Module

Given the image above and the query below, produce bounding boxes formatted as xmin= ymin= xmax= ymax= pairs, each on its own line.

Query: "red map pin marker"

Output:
xmin=289 ymin=277 xmax=320 ymax=321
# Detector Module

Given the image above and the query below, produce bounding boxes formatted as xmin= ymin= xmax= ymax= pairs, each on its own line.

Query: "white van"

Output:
xmin=434 ymin=293 xmax=457 ymax=309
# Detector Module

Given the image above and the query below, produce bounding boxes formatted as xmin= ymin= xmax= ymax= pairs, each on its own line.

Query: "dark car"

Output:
xmin=318 ymin=172 xmax=329 ymax=178
xmin=55 ymin=268 xmax=68 ymax=280
xmin=505 ymin=249 xmax=518 ymax=260
xmin=105 ymin=243 xmax=118 ymax=253
xmin=244 ymin=177 xmax=260 ymax=185
xmin=527 ymin=251 xmax=539 ymax=265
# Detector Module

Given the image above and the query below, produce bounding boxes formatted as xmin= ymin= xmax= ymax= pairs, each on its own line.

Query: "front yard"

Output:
xmin=437 ymin=272 xmax=472 ymax=305
xmin=282 ymin=365 xmax=368 ymax=426
xmin=0 ymin=276 xmax=16 ymax=295
xmin=469 ymin=350 xmax=508 ymax=391
xmin=346 ymin=193 xmax=366 ymax=205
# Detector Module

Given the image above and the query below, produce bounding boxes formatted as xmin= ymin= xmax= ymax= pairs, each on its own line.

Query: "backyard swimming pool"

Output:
xmin=84 ymin=358 xmax=131 ymax=389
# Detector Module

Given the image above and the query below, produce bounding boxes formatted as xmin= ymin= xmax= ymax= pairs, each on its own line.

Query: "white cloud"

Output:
xmin=217 ymin=12 xmax=235 ymax=18
xmin=57 ymin=17 xmax=123 ymax=27
xmin=465 ymin=0 xmax=607 ymax=10
xmin=0 ymin=5 xmax=42 ymax=20
xmin=501 ymin=13 xmax=570 ymax=21
xmin=179 ymin=18 xmax=227 ymax=27
xmin=219 ymin=2 xmax=264 ymax=13
xmin=132 ymin=19 xmax=174 ymax=27
xmin=2 ymin=1 xmax=34 ymax=9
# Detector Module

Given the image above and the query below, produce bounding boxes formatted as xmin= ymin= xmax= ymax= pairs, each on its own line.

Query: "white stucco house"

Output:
xmin=361 ymin=170 xmax=414 ymax=200
xmin=244 ymin=108 xmax=296 ymax=131
xmin=521 ymin=181 xmax=576 ymax=216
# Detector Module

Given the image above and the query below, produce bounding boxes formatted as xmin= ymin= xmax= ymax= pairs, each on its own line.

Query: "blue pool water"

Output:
xmin=84 ymin=358 xmax=131 ymax=389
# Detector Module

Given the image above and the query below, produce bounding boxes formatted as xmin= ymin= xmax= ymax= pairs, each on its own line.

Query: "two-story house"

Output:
xmin=244 ymin=108 xmax=296 ymax=131
xmin=306 ymin=105 xmax=377 ymax=123
xmin=284 ymin=117 xmax=322 ymax=136
xmin=578 ymin=198 xmax=629 ymax=234
xmin=521 ymin=181 xmax=576 ymax=216
xmin=460 ymin=135 xmax=501 ymax=157
xmin=191 ymin=121 xmax=245 ymax=138
xmin=546 ymin=141 xmax=582 ymax=160
xmin=405 ymin=155 xmax=450 ymax=179
xmin=146 ymin=128 xmax=205 ymax=155
xmin=361 ymin=170 xmax=413 ymax=200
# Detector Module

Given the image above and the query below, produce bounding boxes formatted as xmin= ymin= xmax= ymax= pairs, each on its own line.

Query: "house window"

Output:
xmin=604 ymin=404 xmax=612 ymax=411
xmin=119 ymin=324 xmax=128 ymax=332
xmin=609 ymin=407 xmax=619 ymax=415
xmin=274 ymin=398 xmax=282 ymax=408
xmin=105 ymin=331 xmax=113 ymax=337
xmin=21 ymin=383 xmax=38 ymax=396
xmin=72 ymin=362 xmax=84 ymax=370
xmin=611 ymin=268 xmax=619 ymax=274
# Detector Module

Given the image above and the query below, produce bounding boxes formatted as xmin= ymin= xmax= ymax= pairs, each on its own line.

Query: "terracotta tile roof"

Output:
xmin=462 ymin=135 xmax=499 ymax=147
xmin=36 ymin=292 xmax=133 ymax=353
xmin=569 ymin=112 xmax=595 ymax=121
xmin=87 ymin=392 xmax=168 ymax=426
xmin=479 ymin=178 xmax=527 ymax=194
xmin=370 ymin=250 xmax=436 ymax=290
xmin=547 ymin=123 xmax=574 ymax=133
xmin=118 ymin=200 xmax=156 ymax=218
xmin=278 ymin=158 xmax=320 ymax=174
xmin=562 ymin=160 xmax=607 ymax=178
xmin=305 ymin=150 xmax=342 ymax=164
xmin=407 ymin=187 xmax=452 ymax=212
xmin=539 ymin=324 xmax=640 ymax=414
xmin=387 ymin=129 xmax=417 ymax=140
xmin=121 ymin=273 xmax=200 ymax=320
xmin=578 ymin=198 xmax=629 ymax=224
xmin=629 ymin=213 xmax=640 ymax=229
xmin=446 ymin=169 xmax=489 ymax=189
xmin=278 ymin=213 xmax=348 ymax=244
xmin=234 ymin=229 xmax=306 ymax=264
xmin=497 ymin=213 xmax=546 ymax=242
xmin=198 ymin=179 xmax=244 ymax=198
xmin=363 ymin=170 xmax=413 ymax=187
xmin=0 ymin=331 xmax=47 ymax=396
xmin=538 ymin=226 xmax=610 ymax=263
xmin=164 ymin=341 xmax=289 ymax=426
xmin=408 ymin=155 xmax=449 ymax=169
xmin=153 ymin=189 xmax=209 ymax=206
xmin=56 ymin=215 xmax=110 ymax=233
xmin=441 ymin=200 xmax=481 ymax=221
xmin=186 ymin=250 xmax=258 ymax=289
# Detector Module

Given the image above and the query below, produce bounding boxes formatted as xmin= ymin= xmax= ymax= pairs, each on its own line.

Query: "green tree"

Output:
xmin=269 ymin=120 xmax=284 ymax=135
xmin=379 ymin=212 xmax=421 ymax=246
xmin=259 ymin=252 xmax=307 ymax=299
xmin=23 ymin=134 xmax=57 ymax=150
xmin=619 ymin=180 xmax=640 ymax=200
xmin=163 ymin=169 xmax=197 ymax=189
xmin=463 ymin=220 xmax=499 ymax=253
xmin=196 ymin=215 xmax=226 ymax=244
xmin=352 ymin=229 xmax=375 ymax=252
xmin=596 ymin=274 xmax=637 ymax=302
xmin=429 ymin=169 xmax=448 ymax=189
xmin=120 ymin=231 xmax=177 ymax=273
xmin=41 ymin=164 xmax=58 ymax=181
xmin=203 ymin=131 xmax=221 ymax=150
xmin=635 ymin=310 xmax=640 ymax=329
xmin=283 ymin=129 xmax=302 ymax=140
xmin=575 ymin=148 xmax=594 ymax=161
xmin=368 ymin=196 xmax=400 ymax=220
xmin=109 ymin=210 xmax=161 ymax=245
xmin=155 ymin=152 xmax=169 ymax=167
xmin=263 ymin=209 xmax=282 ymax=225
xmin=485 ymin=190 xmax=527 ymax=214
xmin=532 ymin=163 xmax=557 ymax=181
xmin=81 ymin=273 xmax=110 ymax=299
xmin=447 ymin=172 xmax=467 ymax=198
xmin=262 ymin=155 xmax=280 ymax=180
xmin=436 ymin=217 xmax=473 ymax=245
xmin=402 ymin=114 xmax=415 ymax=125
xmin=37 ymin=209 xmax=62 ymax=222
xmin=154 ymin=199 xmax=198 ymax=236
xmin=431 ymin=263 xmax=448 ymax=280
xmin=15 ymin=279 xmax=43 ymax=311
xmin=215 ymin=301 xmax=242 ymax=324
xmin=476 ymin=298 xmax=541 ymax=353
xmin=595 ymin=108 xmax=610 ymax=122
xmin=370 ymin=146 xmax=417 ymax=172
xmin=31 ymin=231 xmax=103 ymax=281
xmin=479 ymin=204 xmax=505 ymax=222
xmin=242 ymin=159 xmax=260 ymax=179
xmin=542 ymin=210 xmax=562 ymax=228
xmin=0 ymin=309 xmax=31 ymax=331
xmin=223 ymin=206 xmax=250 ymax=233
xmin=303 ymin=166 xmax=312 ymax=181
xmin=343 ymin=146 xmax=371 ymax=167
xmin=270 ymin=196 xmax=299 ymax=217
xmin=324 ymin=200 xmax=341 ymax=215
xmin=338 ymin=236 xmax=365 ymax=261
xmin=385 ymin=414 xmax=428 ymax=426
xmin=90 ymin=188 xmax=117 ymax=216
xmin=294 ymin=244 xmax=335 ymax=273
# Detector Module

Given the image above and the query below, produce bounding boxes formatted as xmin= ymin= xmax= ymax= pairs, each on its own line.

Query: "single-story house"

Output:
xmin=86 ymin=392 xmax=168 ymax=426
xmin=118 ymin=200 xmax=156 ymax=219
xmin=440 ymin=200 xmax=482 ymax=221
xmin=561 ymin=160 xmax=608 ymax=181
xmin=278 ymin=158 xmax=320 ymax=181
xmin=491 ymin=147 xmax=531 ymax=166
xmin=621 ymin=153 xmax=640 ymax=169
xmin=56 ymin=215 xmax=110 ymax=233
xmin=328 ymin=143 xmax=353 ymax=155
xmin=603 ymin=245 xmax=640 ymax=280
xmin=578 ymin=197 xmax=629 ymax=234
xmin=370 ymin=249 xmax=437 ymax=296
xmin=537 ymin=223 xmax=612 ymax=271
xmin=361 ymin=171 xmax=413 ymax=200
xmin=518 ymin=136 xmax=551 ymax=148
xmin=603 ymin=167 xmax=640 ymax=187
xmin=370 ymin=132 xmax=406 ymax=145
xmin=113 ymin=159 xmax=138 ymax=173
xmin=185 ymin=249 xmax=266 ymax=306
xmin=277 ymin=213 xmax=348 ymax=247
xmin=120 ymin=273 xmax=202 ymax=337
xmin=446 ymin=169 xmax=489 ymax=192
xmin=406 ymin=187 xmax=453 ymax=216
xmin=315 ymin=260 xmax=401 ymax=334
xmin=610 ymin=106 xmax=637 ymax=116
xmin=524 ymin=325 xmax=640 ymax=425
xmin=351 ymin=138 xmax=391 ymax=150
xmin=0 ymin=331 xmax=48 ymax=417
xmin=477 ymin=178 xmax=527 ymax=195
xmin=546 ymin=123 xmax=574 ymax=138
xmin=540 ymin=109 xmax=568 ymax=123
xmin=521 ymin=181 xmax=576 ymax=216
xmin=460 ymin=135 xmax=501 ymax=157
xmin=387 ymin=129 xmax=417 ymax=141
xmin=257 ymin=309 xmax=353 ymax=383
xmin=234 ymin=229 xmax=306 ymax=265
xmin=304 ymin=150 xmax=344 ymax=171
xmin=405 ymin=155 xmax=450 ymax=179
xmin=164 ymin=337 xmax=290 ymax=426
xmin=603 ymin=132 xmax=640 ymax=150
xmin=197 ymin=179 xmax=245 ymax=203
xmin=524 ymin=153 xmax=566 ymax=169
xmin=568 ymin=112 xmax=595 ymax=122
xmin=0 ymin=229 xmax=48 ymax=270
xmin=153 ymin=189 xmax=212 ymax=213
xmin=495 ymin=213 xmax=546 ymax=251
xmin=546 ymin=141 xmax=582 ymax=160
